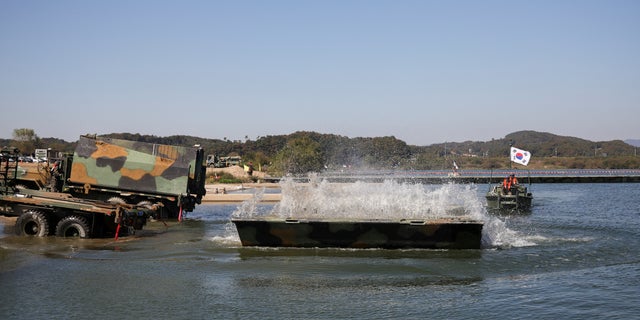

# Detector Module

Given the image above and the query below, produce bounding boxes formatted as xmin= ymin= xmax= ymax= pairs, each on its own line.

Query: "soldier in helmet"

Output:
xmin=49 ymin=160 xmax=63 ymax=192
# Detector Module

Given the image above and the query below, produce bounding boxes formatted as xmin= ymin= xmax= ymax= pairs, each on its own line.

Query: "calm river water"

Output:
xmin=1 ymin=183 xmax=639 ymax=319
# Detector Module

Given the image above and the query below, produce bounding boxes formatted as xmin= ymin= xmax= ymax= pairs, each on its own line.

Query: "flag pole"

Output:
xmin=509 ymin=140 xmax=513 ymax=170
xmin=488 ymin=168 xmax=493 ymax=191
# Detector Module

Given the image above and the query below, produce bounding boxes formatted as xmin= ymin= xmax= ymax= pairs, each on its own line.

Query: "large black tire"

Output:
xmin=15 ymin=210 xmax=50 ymax=237
xmin=55 ymin=215 xmax=91 ymax=238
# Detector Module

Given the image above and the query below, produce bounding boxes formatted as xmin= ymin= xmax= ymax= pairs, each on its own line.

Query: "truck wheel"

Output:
xmin=55 ymin=216 xmax=91 ymax=238
xmin=15 ymin=210 xmax=50 ymax=237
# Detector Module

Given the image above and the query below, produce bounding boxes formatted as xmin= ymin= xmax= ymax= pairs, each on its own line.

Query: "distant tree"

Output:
xmin=243 ymin=151 xmax=270 ymax=171
xmin=270 ymin=137 xmax=324 ymax=175
xmin=12 ymin=128 xmax=39 ymax=155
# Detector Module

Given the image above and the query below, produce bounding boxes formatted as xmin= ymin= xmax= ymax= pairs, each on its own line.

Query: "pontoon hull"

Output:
xmin=232 ymin=218 xmax=483 ymax=249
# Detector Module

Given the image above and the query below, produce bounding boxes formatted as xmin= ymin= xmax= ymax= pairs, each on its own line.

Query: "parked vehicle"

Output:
xmin=206 ymin=154 xmax=242 ymax=167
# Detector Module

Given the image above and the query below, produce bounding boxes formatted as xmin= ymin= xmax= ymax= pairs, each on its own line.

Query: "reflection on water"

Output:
xmin=236 ymin=246 xmax=483 ymax=260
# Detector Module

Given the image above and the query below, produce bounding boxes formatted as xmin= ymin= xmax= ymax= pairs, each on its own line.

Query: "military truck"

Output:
xmin=1 ymin=146 xmax=152 ymax=238
xmin=206 ymin=154 xmax=242 ymax=167
xmin=11 ymin=135 xmax=207 ymax=219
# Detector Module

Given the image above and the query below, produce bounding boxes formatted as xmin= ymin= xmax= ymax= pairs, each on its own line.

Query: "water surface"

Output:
xmin=1 ymin=183 xmax=639 ymax=319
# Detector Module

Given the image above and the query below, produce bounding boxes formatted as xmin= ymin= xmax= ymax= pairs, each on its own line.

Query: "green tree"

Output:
xmin=270 ymin=137 xmax=324 ymax=175
xmin=12 ymin=128 xmax=39 ymax=155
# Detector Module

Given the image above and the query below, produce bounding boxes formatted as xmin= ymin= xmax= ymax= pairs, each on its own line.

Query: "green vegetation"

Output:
xmin=2 ymin=129 xmax=638 ymax=174
xmin=206 ymin=171 xmax=244 ymax=184
xmin=270 ymin=136 xmax=324 ymax=176
xmin=2 ymin=128 xmax=74 ymax=156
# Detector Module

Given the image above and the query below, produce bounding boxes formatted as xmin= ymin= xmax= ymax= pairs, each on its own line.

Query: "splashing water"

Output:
xmin=230 ymin=177 xmax=535 ymax=249
xmin=210 ymin=222 xmax=243 ymax=247
xmin=234 ymin=176 xmax=485 ymax=220
xmin=232 ymin=187 xmax=270 ymax=219
xmin=481 ymin=217 xmax=537 ymax=248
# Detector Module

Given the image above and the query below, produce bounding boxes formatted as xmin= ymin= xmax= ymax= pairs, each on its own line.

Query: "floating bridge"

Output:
xmin=264 ymin=169 xmax=640 ymax=184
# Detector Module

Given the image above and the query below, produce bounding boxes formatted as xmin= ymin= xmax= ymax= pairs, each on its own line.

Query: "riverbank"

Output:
xmin=202 ymin=182 xmax=281 ymax=203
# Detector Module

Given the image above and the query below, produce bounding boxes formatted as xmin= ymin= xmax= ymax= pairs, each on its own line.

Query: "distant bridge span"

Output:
xmin=264 ymin=169 xmax=640 ymax=183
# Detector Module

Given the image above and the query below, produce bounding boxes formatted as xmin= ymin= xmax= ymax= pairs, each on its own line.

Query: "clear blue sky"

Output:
xmin=1 ymin=0 xmax=638 ymax=145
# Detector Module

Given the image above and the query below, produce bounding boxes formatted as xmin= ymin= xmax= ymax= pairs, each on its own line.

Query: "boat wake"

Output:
xmin=481 ymin=217 xmax=538 ymax=248
xmin=209 ymin=222 xmax=242 ymax=247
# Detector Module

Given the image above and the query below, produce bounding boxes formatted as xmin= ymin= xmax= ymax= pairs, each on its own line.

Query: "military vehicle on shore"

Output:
xmin=206 ymin=154 xmax=242 ymax=168
xmin=7 ymin=135 xmax=207 ymax=219
xmin=2 ymin=146 xmax=153 ymax=238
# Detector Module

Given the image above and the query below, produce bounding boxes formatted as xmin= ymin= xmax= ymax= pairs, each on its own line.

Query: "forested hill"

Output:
xmin=423 ymin=130 xmax=635 ymax=158
xmin=2 ymin=130 xmax=638 ymax=171
xmin=96 ymin=130 xmax=636 ymax=158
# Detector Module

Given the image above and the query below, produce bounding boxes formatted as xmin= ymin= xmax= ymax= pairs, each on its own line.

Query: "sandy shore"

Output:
xmin=202 ymin=182 xmax=281 ymax=203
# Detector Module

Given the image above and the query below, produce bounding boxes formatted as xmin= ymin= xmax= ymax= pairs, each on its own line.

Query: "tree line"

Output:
xmin=3 ymin=129 xmax=639 ymax=174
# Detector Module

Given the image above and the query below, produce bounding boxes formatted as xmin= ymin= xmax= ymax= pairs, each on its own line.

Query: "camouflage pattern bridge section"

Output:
xmin=70 ymin=135 xmax=202 ymax=197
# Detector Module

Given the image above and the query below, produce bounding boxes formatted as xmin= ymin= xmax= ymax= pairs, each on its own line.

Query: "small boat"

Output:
xmin=232 ymin=217 xmax=483 ymax=249
xmin=485 ymin=146 xmax=534 ymax=212
xmin=485 ymin=181 xmax=533 ymax=211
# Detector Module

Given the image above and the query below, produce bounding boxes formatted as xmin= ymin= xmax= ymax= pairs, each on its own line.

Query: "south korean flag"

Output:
xmin=510 ymin=147 xmax=531 ymax=166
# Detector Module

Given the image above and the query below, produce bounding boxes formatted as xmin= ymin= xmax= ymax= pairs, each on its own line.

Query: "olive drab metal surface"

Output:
xmin=2 ymin=147 xmax=155 ymax=238
xmin=232 ymin=218 xmax=484 ymax=249
xmin=5 ymin=135 xmax=206 ymax=219
xmin=70 ymin=136 xmax=201 ymax=196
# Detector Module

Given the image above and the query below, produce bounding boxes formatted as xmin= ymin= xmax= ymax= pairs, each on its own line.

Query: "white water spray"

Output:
xmin=230 ymin=176 xmax=536 ymax=249
xmin=234 ymin=178 xmax=480 ymax=220
xmin=481 ymin=217 xmax=537 ymax=248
